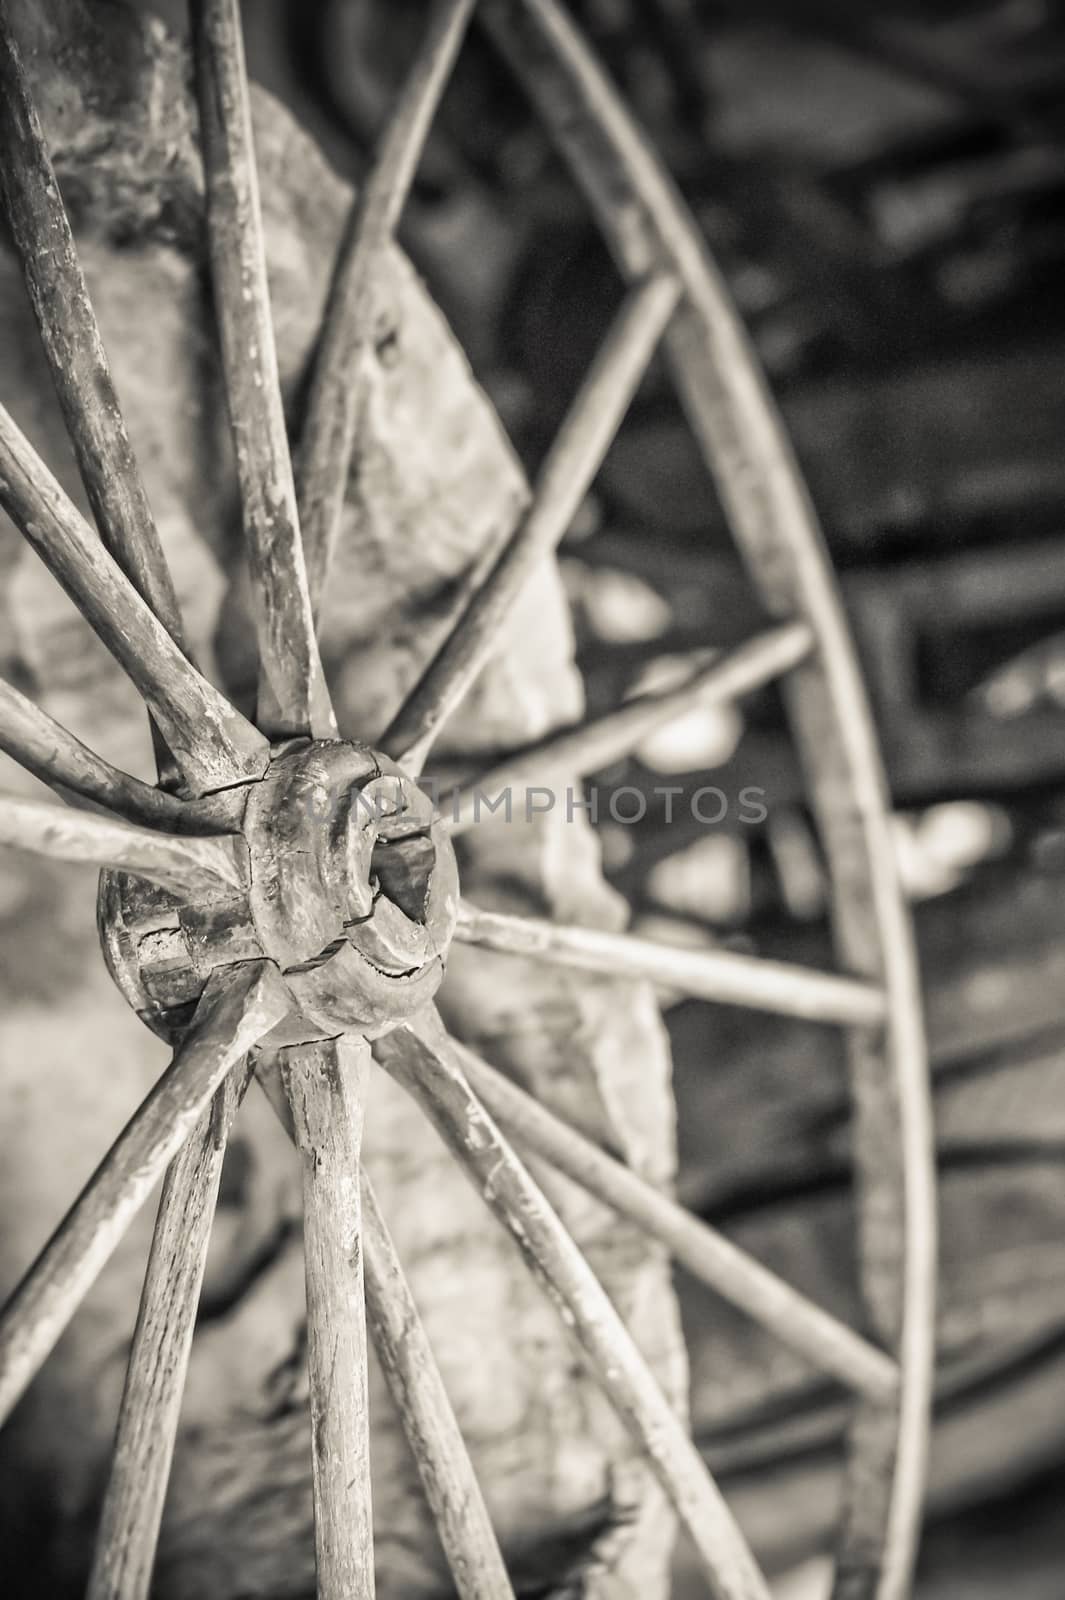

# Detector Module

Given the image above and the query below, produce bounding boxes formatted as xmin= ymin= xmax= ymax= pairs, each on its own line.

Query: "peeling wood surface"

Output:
xmin=0 ymin=792 xmax=243 ymax=898
xmin=0 ymin=5 xmax=184 ymax=648
xmin=0 ymin=6 xmax=684 ymax=1597
xmin=0 ymin=402 xmax=269 ymax=796
xmin=0 ymin=1 xmax=185 ymax=787
xmin=282 ymin=1038 xmax=375 ymax=1600
xmin=191 ymin=0 xmax=334 ymax=742
xmin=0 ymin=675 xmax=188 ymax=828
xmin=87 ymin=1062 xmax=251 ymax=1600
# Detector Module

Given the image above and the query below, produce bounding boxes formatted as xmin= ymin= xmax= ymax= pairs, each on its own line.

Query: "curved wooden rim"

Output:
xmin=480 ymin=2 xmax=937 ymax=1594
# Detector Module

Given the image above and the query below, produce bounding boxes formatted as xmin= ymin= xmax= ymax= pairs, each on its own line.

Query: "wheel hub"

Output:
xmin=99 ymin=740 xmax=459 ymax=1043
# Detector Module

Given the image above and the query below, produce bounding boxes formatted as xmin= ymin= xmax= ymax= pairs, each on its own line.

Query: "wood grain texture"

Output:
xmin=0 ymin=959 xmax=288 ymax=1427
xmin=253 ymin=1057 xmax=514 ymax=1599
xmin=255 ymin=1049 xmax=511 ymax=1600
xmin=282 ymin=1037 xmax=375 ymax=1600
xmin=454 ymin=901 xmax=887 ymax=1027
xmin=451 ymin=1037 xmax=897 ymax=1402
xmin=0 ymin=9 xmax=688 ymax=1591
xmin=191 ymin=0 xmax=335 ymax=741
xmin=374 ymin=1009 xmax=772 ymax=1600
xmin=87 ymin=1062 xmax=253 ymax=1600
xmin=480 ymin=6 xmax=936 ymax=1594
xmin=361 ymin=1175 xmax=516 ymax=1600
xmin=0 ymin=402 xmax=270 ymax=795
xmin=0 ymin=792 xmax=243 ymax=898
xmin=0 ymin=6 xmax=184 ymax=646
xmin=299 ymin=0 xmax=476 ymax=613
xmin=381 ymin=272 xmax=681 ymax=774
xmin=444 ymin=621 xmax=812 ymax=832
xmin=0 ymin=2 xmax=186 ymax=786
xmin=0 ymin=675 xmax=190 ymax=828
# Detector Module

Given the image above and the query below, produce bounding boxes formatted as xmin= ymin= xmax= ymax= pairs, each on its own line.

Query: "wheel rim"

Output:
xmin=0 ymin=4 xmax=935 ymax=1599
xmin=478 ymin=5 xmax=936 ymax=1596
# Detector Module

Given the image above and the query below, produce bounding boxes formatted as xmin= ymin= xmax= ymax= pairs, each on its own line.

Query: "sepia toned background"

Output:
xmin=3 ymin=2 xmax=1065 ymax=1595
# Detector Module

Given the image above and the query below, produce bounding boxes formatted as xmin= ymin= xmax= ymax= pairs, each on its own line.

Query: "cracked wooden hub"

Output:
xmin=98 ymin=740 xmax=459 ymax=1042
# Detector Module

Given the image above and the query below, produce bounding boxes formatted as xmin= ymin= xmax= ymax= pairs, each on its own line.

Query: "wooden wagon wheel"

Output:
xmin=0 ymin=2 xmax=936 ymax=1598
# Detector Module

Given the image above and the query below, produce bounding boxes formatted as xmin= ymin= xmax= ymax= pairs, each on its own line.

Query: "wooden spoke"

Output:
xmin=0 ymin=793 xmax=245 ymax=898
xmin=382 ymin=271 xmax=682 ymax=774
xmin=0 ymin=7 xmax=186 ymax=787
xmin=361 ymin=1175 xmax=516 ymax=1600
xmin=0 ymin=404 xmax=269 ymax=796
xmin=0 ymin=11 xmax=183 ymax=645
xmin=443 ymin=620 xmax=812 ymax=833
xmin=281 ymin=1038 xmax=375 ymax=1600
xmin=374 ymin=1010 xmax=772 ymax=1600
xmin=191 ymin=0 xmax=335 ymax=742
xmin=480 ymin=6 xmax=937 ymax=1596
xmin=0 ymin=960 xmax=288 ymax=1427
xmin=87 ymin=1063 xmax=252 ymax=1600
xmin=252 ymin=1053 xmax=512 ymax=1600
xmin=299 ymin=0 xmax=477 ymax=613
xmin=450 ymin=1037 xmax=897 ymax=1402
xmin=454 ymin=901 xmax=887 ymax=1028
xmin=0 ymin=676 xmax=190 ymax=829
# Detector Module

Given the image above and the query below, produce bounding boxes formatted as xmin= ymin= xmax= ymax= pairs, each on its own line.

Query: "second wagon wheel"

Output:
xmin=0 ymin=2 xmax=935 ymax=1599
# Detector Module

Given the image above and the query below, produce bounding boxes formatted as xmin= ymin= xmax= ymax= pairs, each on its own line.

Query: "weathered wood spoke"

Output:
xmin=282 ymin=1038 xmax=375 ymax=1600
xmin=0 ymin=677 xmax=190 ymax=829
xmin=0 ymin=404 xmax=270 ymax=795
xmin=479 ymin=5 xmax=937 ymax=1595
xmin=361 ymin=1175 xmax=516 ymax=1600
xmin=87 ymin=1063 xmax=252 ymax=1600
xmin=374 ymin=1010 xmax=772 ymax=1600
xmin=382 ymin=271 xmax=682 ymax=774
xmin=0 ymin=10 xmax=183 ymax=644
xmin=450 ymin=1037 xmax=899 ymax=1402
xmin=0 ymin=792 xmax=244 ymax=898
xmin=191 ymin=0 xmax=335 ymax=741
xmin=253 ymin=1052 xmax=513 ymax=1600
xmin=454 ymin=900 xmax=887 ymax=1027
xmin=0 ymin=960 xmax=289 ymax=1427
xmin=0 ymin=5 xmax=186 ymax=785
xmin=0 ymin=6 xmax=938 ymax=1599
xmin=299 ymin=0 xmax=477 ymax=614
xmin=443 ymin=620 xmax=813 ymax=833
